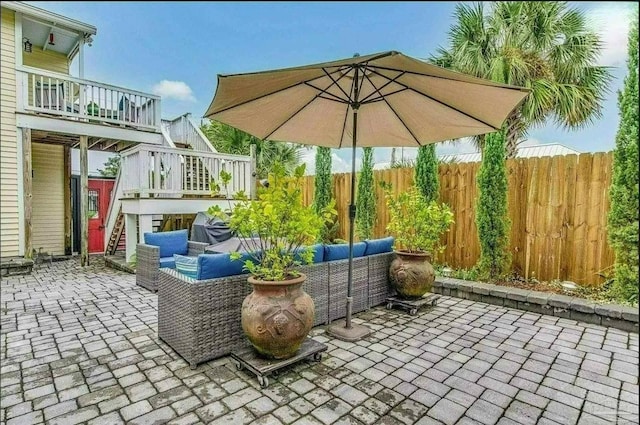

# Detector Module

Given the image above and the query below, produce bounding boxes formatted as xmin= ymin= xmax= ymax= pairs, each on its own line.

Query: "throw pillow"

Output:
xmin=174 ymin=254 xmax=198 ymax=279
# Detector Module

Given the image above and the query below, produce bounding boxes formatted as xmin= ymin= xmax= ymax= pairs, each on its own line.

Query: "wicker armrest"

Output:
xmin=136 ymin=244 xmax=160 ymax=292
xmin=187 ymin=241 xmax=209 ymax=256
xmin=137 ymin=244 xmax=160 ymax=262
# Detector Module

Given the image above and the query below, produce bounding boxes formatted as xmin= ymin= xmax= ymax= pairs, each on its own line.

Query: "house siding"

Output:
xmin=1 ymin=8 xmax=20 ymax=257
xmin=32 ymin=143 xmax=65 ymax=255
xmin=23 ymin=45 xmax=70 ymax=74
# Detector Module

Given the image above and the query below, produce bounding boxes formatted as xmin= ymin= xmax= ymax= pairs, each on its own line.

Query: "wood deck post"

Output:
xmin=138 ymin=214 xmax=153 ymax=242
xmin=125 ymin=213 xmax=137 ymax=263
xmin=80 ymin=135 xmax=89 ymax=266
xmin=23 ymin=128 xmax=32 ymax=259
xmin=64 ymin=146 xmax=72 ymax=255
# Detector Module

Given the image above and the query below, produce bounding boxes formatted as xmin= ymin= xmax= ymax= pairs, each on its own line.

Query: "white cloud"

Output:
xmin=586 ymin=3 xmax=635 ymax=66
xmin=151 ymin=80 xmax=196 ymax=102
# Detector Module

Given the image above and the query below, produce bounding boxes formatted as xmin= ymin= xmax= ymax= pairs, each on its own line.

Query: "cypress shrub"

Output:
xmin=608 ymin=15 xmax=639 ymax=303
xmin=356 ymin=147 xmax=376 ymax=240
xmin=476 ymin=131 xmax=511 ymax=279
xmin=415 ymin=144 xmax=439 ymax=203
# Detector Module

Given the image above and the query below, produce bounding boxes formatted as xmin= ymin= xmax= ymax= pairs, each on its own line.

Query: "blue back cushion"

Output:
xmin=144 ymin=229 xmax=188 ymax=258
xmin=293 ymin=244 xmax=324 ymax=264
xmin=174 ymin=254 xmax=198 ymax=279
xmin=159 ymin=257 xmax=176 ymax=269
xmin=324 ymin=242 xmax=367 ymax=261
xmin=364 ymin=237 xmax=395 ymax=256
xmin=197 ymin=252 xmax=252 ymax=280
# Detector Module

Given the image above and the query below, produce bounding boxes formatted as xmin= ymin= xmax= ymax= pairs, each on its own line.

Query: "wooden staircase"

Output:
xmin=106 ymin=208 xmax=125 ymax=255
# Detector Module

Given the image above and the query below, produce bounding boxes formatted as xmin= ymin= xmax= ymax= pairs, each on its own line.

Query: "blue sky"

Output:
xmin=33 ymin=1 xmax=634 ymax=173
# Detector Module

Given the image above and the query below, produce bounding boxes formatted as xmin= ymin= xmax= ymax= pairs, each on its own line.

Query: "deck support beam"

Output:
xmin=80 ymin=135 xmax=89 ymax=266
xmin=64 ymin=145 xmax=72 ymax=255
xmin=138 ymin=214 xmax=153 ymax=242
xmin=125 ymin=213 xmax=137 ymax=263
xmin=23 ymin=128 xmax=33 ymax=259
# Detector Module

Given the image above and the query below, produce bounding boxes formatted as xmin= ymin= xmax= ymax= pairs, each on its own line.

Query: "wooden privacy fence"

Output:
xmin=301 ymin=152 xmax=614 ymax=286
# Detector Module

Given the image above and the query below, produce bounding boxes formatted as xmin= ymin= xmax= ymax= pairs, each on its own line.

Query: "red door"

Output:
xmin=88 ymin=179 xmax=115 ymax=253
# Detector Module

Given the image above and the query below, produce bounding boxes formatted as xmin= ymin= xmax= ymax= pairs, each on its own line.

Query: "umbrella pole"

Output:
xmin=327 ymin=105 xmax=371 ymax=342
xmin=345 ymin=110 xmax=358 ymax=329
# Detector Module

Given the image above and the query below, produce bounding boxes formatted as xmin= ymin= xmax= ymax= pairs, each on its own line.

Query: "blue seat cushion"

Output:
xmin=174 ymin=254 xmax=198 ymax=279
xmin=159 ymin=256 xmax=176 ymax=269
xmin=324 ymin=242 xmax=367 ymax=261
xmin=364 ymin=237 xmax=395 ymax=256
xmin=197 ymin=252 xmax=253 ymax=280
xmin=293 ymin=244 xmax=324 ymax=264
xmin=144 ymin=229 xmax=189 ymax=258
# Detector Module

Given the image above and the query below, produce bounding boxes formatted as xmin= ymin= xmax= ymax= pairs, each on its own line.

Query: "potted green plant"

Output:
xmin=209 ymin=163 xmax=334 ymax=359
xmin=382 ymin=183 xmax=454 ymax=298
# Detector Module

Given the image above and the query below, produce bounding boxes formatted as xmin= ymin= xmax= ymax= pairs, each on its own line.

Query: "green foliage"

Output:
xmin=312 ymin=147 xmax=340 ymax=243
xmin=356 ymin=148 xmax=376 ymax=240
xmin=98 ymin=155 xmax=120 ymax=177
xmin=209 ymin=169 xmax=232 ymax=198
xmin=432 ymin=2 xmax=611 ymax=156
xmin=209 ymin=163 xmax=335 ymax=281
xmin=415 ymin=145 xmax=439 ymax=203
xmin=201 ymin=121 xmax=306 ymax=178
xmin=476 ymin=131 xmax=511 ymax=279
xmin=312 ymin=147 xmax=332 ymax=214
xmin=608 ymin=14 xmax=639 ymax=304
xmin=381 ymin=182 xmax=454 ymax=254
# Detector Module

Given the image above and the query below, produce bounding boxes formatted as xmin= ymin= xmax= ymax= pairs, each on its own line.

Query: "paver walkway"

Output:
xmin=1 ymin=259 xmax=638 ymax=425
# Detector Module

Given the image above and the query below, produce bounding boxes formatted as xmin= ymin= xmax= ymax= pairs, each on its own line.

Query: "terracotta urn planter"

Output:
xmin=242 ymin=274 xmax=315 ymax=359
xmin=389 ymin=251 xmax=435 ymax=298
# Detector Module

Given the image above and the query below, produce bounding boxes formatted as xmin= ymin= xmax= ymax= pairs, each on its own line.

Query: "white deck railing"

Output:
xmin=17 ymin=66 xmax=161 ymax=131
xmin=120 ymin=145 xmax=253 ymax=198
xmin=165 ymin=113 xmax=215 ymax=153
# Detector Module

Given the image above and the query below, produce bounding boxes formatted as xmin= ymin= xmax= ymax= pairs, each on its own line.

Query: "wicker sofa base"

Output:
xmin=158 ymin=252 xmax=395 ymax=368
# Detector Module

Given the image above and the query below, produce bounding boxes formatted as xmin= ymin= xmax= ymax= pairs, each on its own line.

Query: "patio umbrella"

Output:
xmin=204 ymin=51 xmax=529 ymax=341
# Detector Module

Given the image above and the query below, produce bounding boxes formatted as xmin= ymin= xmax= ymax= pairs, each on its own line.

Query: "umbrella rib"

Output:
xmin=304 ymin=82 xmax=349 ymax=103
xmin=208 ymin=68 xmax=346 ymax=116
xmin=338 ymin=67 xmax=360 ymax=149
xmin=367 ymin=68 xmax=501 ymax=131
xmin=359 ymin=71 xmax=406 ymax=103
xmin=361 ymin=87 xmax=408 ymax=104
xmin=370 ymin=64 xmax=528 ymax=92
xmin=362 ymin=72 xmax=422 ymax=146
xmin=322 ymin=68 xmax=353 ymax=102
xmin=263 ymin=72 xmax=352 ymax=140
xmin=338 ymin=103 xmax=350 ymax=150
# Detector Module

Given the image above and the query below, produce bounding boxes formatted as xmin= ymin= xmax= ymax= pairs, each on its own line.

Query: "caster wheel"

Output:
xmin=234 ymin=361 xmax=242 ymax=370
xmin=313 ymin=352 xmax=322 ymax=361
xmin=410 ymin=308 xmax=418 ymax=316
xmin=257 ymin=375 xmax=269 ymax=388
xmin=386 ymin=302 xmax=393 ymax=310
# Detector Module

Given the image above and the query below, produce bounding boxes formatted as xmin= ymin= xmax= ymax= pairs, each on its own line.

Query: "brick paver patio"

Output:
xmin=1 ymin=259 xmax=638 ymax=425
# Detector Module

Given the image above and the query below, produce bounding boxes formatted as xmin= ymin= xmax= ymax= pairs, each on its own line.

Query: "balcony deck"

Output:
xmin=16 ymin=66 xmax=162 ymax=144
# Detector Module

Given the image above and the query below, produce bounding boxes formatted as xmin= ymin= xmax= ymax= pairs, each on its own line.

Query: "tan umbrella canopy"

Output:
xmin=205 ymin=51 xmax=529 ymax=148
xmin=205 ymin=51 xmax=529 ymax=341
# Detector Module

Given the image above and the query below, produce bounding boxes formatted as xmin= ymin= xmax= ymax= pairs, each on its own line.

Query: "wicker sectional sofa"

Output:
xmin=157 ymin=245 xmax=395 ymax=368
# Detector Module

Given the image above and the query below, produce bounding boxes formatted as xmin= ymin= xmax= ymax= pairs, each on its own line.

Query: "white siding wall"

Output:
xmin=32 ymin=143 xmax=65 ymax=255
xmin=1 ymin=9 xmax=20 ymax=257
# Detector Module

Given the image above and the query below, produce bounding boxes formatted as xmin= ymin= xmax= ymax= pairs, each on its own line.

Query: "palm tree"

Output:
xmin=431 ymin=2 xmax=611 ymax=157
xmin=201 ymin=121 xmax=306 ymax=178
